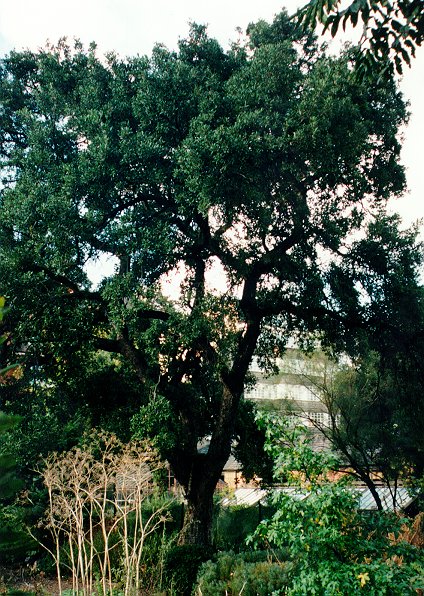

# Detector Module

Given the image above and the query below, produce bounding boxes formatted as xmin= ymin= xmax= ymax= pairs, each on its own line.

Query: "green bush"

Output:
xmin=0 ymin=503 xmax=38 ymax=564
xmin=248 ymin=413 xmax=424 ymax=595
xmin=195 ymin=550 xmax=291 ymax=596
xmin=213 ymin=504 xmax=275 ymax=551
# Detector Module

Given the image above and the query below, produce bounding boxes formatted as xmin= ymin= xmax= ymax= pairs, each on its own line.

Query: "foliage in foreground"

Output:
xmin=297 ymin=0 xmax=424 ymax=77
xmin=247 ymin=413 xmax=424 ymax=595
xmin=34 ymin=430 xmax=172 ymax=596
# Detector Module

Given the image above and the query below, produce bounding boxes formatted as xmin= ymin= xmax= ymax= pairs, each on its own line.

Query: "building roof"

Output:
xmin=357 ymin=487 xmax=414 ymax=511
xmin=222 ymin=486 xmax=416 ymax=512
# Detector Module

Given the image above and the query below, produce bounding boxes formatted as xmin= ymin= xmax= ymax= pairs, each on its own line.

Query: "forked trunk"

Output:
xmin=175 ymin=350 xmax=258 ymax=546
xmin=177 ymin=382 xmax=243 ymax=545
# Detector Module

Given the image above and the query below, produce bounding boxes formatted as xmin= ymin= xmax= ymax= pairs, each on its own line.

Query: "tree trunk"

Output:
xmin=177 ymin=449 xmax=227 ymax=546
xmin=361 ymin=473 xmax=384 ymax=511
xmin=179 ymin=487 xmax=215 ymax=546
xmin=174 ymin=326 xmax=260 ymax=546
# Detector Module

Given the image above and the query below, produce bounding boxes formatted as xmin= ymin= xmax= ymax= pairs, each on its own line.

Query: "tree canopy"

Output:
xmin=0 ymin=12 xmax=419 ymax=544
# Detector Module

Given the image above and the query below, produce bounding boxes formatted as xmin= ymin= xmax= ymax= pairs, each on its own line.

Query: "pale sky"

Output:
xmin=0 ymin=0 xmax=422 ymax=231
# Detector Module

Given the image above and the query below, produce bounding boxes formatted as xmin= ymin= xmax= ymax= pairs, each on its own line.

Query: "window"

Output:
xmin=308 ymin=412 xmax=328 ymax=426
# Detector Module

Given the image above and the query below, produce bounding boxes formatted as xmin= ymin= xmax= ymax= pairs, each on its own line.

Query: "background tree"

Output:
xmin=0 ymin=12 xmax=414 ymax=545
xmin=316 ymin=352 xmax=410 ymax=510
xmin=301 ymin=218 xmax=424 ymax=509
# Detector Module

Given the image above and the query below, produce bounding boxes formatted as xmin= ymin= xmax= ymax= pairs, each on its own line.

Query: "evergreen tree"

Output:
xmin=0 ymin=13 xmax=415 ymax=544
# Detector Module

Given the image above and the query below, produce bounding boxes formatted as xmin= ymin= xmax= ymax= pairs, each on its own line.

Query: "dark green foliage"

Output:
xmin=1 ymin=351 xmax=149 ymax=478
xmin=1 ymin=379 xmax=88 ymax=478
xmin=315 ymin=223 xmax=424 ymax=491
xmin=232 ymin=401 xmax=274 ymax=485
xmin=195 ymin=550 xmax=291 ymax=596
xmin=0 ymin=413 xmax=38 ymax=563
xmin=0 ymin=509 xmax=38 ymax=564
xmin=0 ymin=302 xmax=37 ymax=563
xmin=249 ymin=413 xmax=424 ymax=595
xmin=72 ymin=357 xmax=149 ymax=441
xmin=319 ymin=349 xmax=424 ymax=501
xmin=213 ymin=504 xmax=275 ymax=551
xmin=0 ymin=412 xmax=23 ymax=500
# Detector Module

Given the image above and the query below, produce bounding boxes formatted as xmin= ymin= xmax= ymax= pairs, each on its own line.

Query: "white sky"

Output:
xmin=0 ymin=0 xmax=422 ymax=232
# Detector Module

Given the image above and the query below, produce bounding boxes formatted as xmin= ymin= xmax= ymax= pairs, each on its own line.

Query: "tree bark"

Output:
xmin=174 ymin=445 xmax=229 ymax=546
xmin=179 ymin=482 xmax=215 ymax=546
xmin=361 ymin=473 xmax=384 ymax=511
xmin=176 ymin=320 xmax=261 ymax=545
xmin=176 ymin=385 xmax=241 ymax=545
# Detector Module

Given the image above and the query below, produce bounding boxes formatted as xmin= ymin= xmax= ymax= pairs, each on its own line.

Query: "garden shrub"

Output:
xmin=248 ymin=413 xmax=424 ymax=595
xmin=0 ymin=503 xmax=38 ymax=564
xmin=213 ymin=503 xmax=275 ymax=551
xmin=195 ymin=550 xmax=291 ymax=595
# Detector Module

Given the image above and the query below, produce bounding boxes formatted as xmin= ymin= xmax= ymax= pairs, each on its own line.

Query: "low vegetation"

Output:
xmin=0 ymin=416 xmax=423 ymax=594
xmin=33 ymin=431 xmax=170 ymax=595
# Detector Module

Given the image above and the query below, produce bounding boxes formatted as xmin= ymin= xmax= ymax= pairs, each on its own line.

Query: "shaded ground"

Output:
xmin=0 ymin=569 xmax=159 ymax=595
xmin=0 ymin=567 xmax=73 ymax=595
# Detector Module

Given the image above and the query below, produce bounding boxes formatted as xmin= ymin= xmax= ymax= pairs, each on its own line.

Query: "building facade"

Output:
xmin=245 ymin=348 xmax=335 ymax=450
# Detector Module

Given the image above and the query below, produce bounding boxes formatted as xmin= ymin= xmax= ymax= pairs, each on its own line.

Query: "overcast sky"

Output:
xmin=1 ymin=0 xmax=423 ymax=230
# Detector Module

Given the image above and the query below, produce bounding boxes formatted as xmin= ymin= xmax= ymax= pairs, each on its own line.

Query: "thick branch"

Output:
xmin=93 ymin=337 xmax=122 ymax=353
xmin=252 ymin=231 xmax=303 ymax=276
xmin=138 ymin=309 xmax=170 ymax=322
xmin=61 ymin=290 xmax=103 ymax=302
xmin=255 ymin=297 xmax=364 ymax=331
xmin=94 ymin=331 xmax=151 ymax=386
xmin=116 ymin=328 xmax=150 ymax=385
xmin=227 ymin=318 xmax=262 ymax=394
xmin=87 ymin=189 xmax=166 ymax=232
xmin=26 ymin=263 xmax=103 ymax=303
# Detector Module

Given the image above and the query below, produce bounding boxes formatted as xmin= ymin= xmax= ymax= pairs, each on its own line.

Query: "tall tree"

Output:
xmin=0 ymin=13 xmax=413 ymax=544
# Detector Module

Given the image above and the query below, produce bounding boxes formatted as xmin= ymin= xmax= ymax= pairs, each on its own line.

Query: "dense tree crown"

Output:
xmin=0 ymin=13 xmax=419 ymax=543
